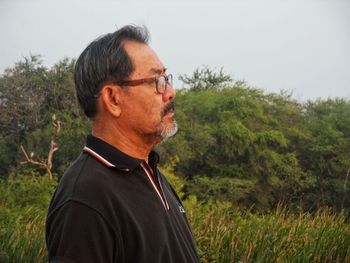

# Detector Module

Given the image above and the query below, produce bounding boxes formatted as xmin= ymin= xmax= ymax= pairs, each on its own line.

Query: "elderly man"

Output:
xmin=45 ymin=25 xmax=200 ymax=263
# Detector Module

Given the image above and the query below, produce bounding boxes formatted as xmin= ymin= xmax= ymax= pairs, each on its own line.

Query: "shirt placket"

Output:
xmin=140 ymin=162 xmax=169 ymax=211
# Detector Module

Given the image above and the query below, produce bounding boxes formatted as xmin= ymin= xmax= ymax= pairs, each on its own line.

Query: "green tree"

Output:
xmin=179 ymin=66 xmax=232 ymax=91
xmin=0 ymin=55 xmax=84 ymax=177
xmin=300 ymin=99 xmax=350 ymax=210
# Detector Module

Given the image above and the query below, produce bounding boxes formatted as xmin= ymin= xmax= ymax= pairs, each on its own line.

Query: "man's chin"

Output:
xmin=157 ymin=120 xmax=178 ymax=141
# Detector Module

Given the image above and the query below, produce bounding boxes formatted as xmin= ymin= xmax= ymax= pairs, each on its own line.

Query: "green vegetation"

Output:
xmin=188 ymin=200 xmax=350 ymax=263
xmin=0 ymin=174 xmax=55 ymax=263
xmin=158 ymin=71 xmax=350 ymax=212
xmin=0 ymin=173 xmax=349 ymax=263
xmin=1 ymin=56 xmax=350 ymax=262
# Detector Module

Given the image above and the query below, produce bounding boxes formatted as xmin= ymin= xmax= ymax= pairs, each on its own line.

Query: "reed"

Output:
xmin=184 ymin=199 xmax=350 ymax=263
xmin=0 ymin=200 xmax=349 ymax=263
xmin=0 ymin=208 xmax=47 ymax=263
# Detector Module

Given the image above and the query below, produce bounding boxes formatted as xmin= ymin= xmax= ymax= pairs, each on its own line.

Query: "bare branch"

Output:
xmin=20 ymin=145 xmax=30 ymax=161
xmin=20 ymin=116 xmax=61 ymax=180
xmin=20 ymin=145 xmax=47 ymax=168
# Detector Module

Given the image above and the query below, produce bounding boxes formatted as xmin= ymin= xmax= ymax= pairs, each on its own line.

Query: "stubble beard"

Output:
xmin=155 ymin=101 xmax=178 ymax=142
xmin=157 ymin=118 xmax=178 ymax=141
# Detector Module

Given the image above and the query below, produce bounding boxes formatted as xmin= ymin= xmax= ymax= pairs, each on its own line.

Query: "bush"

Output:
xmin=0 ymin=171 xmax=55 ymax=263
xmin=0 ymin=171 xmax=56 ymax=212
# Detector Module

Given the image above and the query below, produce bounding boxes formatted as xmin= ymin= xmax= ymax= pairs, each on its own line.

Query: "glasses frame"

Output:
xmin=117 ymin=74 xmax=173 ymax=94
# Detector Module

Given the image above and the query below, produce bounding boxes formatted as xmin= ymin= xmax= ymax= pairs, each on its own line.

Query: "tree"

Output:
xmin=179 ymin=66 xmax=232 ymax=91
xmin=0 ymin=55 xmax=48 ymax=142
xmin=300 ymin=99 xmax=350 ymax=210
xmin=0 ymin=55 xmax=83 ymax=177
xmin=20 ymin=115 xmax=61 ymax=179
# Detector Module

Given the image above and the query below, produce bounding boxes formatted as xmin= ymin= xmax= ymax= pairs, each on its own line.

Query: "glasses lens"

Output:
xmin=156 ymin=74 xmax=173 ymax=94
xmin=167 ymin=74 xmax=173 ymax=87
xmin=157 ymin=76 xmax=166 ymax=93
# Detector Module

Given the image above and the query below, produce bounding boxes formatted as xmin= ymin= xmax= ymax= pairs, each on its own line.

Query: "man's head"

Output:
xmin=74 ymin=25 xmax=149 ymax=118
xmin=74 ymin=25 xmax=177 ymax=142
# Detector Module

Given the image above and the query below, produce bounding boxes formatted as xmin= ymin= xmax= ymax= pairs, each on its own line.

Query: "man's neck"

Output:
xmin=92 ymin=122 xmax=156 ymax=162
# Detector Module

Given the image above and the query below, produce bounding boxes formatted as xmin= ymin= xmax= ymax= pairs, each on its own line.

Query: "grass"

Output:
xmin=0 ymin=208 xmax=47 ymax=263
xmin=184 ymin=198 xmax=350 ymax=263
xmin=1 ymin=201 xmax=349 ymax=263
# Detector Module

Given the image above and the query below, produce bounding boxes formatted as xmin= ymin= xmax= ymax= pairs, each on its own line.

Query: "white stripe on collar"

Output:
xmin=83 ymin=146 xmax=116 ymax=167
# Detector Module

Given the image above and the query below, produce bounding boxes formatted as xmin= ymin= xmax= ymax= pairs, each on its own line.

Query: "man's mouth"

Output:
xmin=162 ymin=101 xmax=175 ymax=117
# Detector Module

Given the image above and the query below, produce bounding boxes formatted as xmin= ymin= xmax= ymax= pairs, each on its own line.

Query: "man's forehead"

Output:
xmin=123 ymin=41 xmax=165 ymax=76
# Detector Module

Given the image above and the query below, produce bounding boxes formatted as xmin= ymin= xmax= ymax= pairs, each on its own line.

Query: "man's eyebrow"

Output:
xmin=150 ymin=67 xmax=167 ymax=74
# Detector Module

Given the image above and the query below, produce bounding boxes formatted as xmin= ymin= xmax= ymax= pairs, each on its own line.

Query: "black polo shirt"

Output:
xmin=45 ymin=135 xmax=200 ymax=263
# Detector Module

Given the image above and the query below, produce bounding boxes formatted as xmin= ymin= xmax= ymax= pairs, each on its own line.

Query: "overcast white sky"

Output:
xmin=1 ymin=0 xmax=349 ymax=101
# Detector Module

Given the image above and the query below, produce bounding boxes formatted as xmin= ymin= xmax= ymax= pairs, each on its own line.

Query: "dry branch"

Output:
xmin=20 ymin=116 xmax=61 ymax=179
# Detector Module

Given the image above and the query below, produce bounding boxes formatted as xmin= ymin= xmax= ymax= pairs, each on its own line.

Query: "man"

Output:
xmin=45 ymin=25 xmax=200 ymax=263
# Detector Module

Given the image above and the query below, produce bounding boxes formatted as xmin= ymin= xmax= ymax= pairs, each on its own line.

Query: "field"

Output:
xmin=187 ymin=199 xmax=350 ymax=263
xmin=1 ymin=183 xmax=349 ymax=263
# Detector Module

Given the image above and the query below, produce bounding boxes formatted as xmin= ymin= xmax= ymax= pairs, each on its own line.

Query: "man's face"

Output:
xmin=117 ymin=41 xmax=177 ymax=143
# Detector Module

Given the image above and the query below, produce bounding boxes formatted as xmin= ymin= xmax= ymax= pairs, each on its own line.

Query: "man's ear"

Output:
xmin=100 ymin=84 xmax=122 ymax=118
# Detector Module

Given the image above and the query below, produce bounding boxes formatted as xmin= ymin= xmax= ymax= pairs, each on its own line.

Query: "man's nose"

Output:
xmin=162 ymin=83 xmax=176 ymax=102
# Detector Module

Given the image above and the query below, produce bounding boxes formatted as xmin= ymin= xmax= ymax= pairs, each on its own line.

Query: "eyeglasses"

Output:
xmin=117 ymin=74 xmax=173 ymax=94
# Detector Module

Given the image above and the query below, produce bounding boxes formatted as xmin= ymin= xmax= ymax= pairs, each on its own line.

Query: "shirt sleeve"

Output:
xmin=46 ymin=200 xmax=117 ymax=263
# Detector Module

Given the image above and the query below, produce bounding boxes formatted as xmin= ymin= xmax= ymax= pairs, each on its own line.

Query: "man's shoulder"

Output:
xmin=61 ymin=152 xmax=114 ymax=187
xmin=49 ymin=152 xmax=117 ymax=214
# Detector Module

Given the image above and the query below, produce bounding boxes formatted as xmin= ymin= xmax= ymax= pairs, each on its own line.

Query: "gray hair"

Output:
xmin=74 ymin=25 xmax=149 ymax=118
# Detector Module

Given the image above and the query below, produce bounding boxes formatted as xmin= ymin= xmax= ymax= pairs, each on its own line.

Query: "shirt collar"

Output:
xmin=83 ymin=134 xmax=159 ymax=171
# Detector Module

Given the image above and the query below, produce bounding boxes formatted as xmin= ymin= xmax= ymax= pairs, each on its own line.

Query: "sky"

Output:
xmin=1 ymin=0 xmax=349 ymax=101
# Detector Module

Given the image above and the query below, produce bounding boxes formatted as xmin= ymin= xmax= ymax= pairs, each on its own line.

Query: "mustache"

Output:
xmin=161 ymin=101 xmax=175 ymax=117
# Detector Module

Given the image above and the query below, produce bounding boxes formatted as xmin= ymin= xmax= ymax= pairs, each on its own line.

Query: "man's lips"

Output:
xmin=162 ymin=101 xmax=175 ymax=117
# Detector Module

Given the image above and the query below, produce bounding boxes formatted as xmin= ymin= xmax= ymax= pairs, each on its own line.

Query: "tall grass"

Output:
xmin=184 ymin=198 xmax=350 ymax=263
xmin=0 ymin=208 xmax=47 ymax=263
xmin=0 ymin=202 xmax=349 ymax=262
xmin=0 ymin=174 xmax=53 ymax=263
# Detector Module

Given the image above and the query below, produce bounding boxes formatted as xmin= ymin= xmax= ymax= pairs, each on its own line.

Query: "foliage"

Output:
xmin=156 ymin=68 xmax=350 ymax=212
xmin=1 ymin=58 xmax=350 ymax=212
xmin=300 ymin=99 xmax=350 ymax=211
xmin=0 ymin=174 xmax=349 ymax=263
xmin=0 ymin=171 xmax=55 ymax=263
xmin=0 ymin=55 xmax=87 ymax=177
xmin=0 ymin=208 xmax=47 ymax=263
xmin=179 ymin=66 xmax=232 ymax=91
xmin=0 ymin=172 xmax=56 ymax=212
xmin=184 ymin=200 xmax=350 ymax=263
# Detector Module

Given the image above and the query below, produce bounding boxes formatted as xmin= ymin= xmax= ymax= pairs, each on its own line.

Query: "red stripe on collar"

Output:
xmin=83 ymin=146 xmax=116 ymax=167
